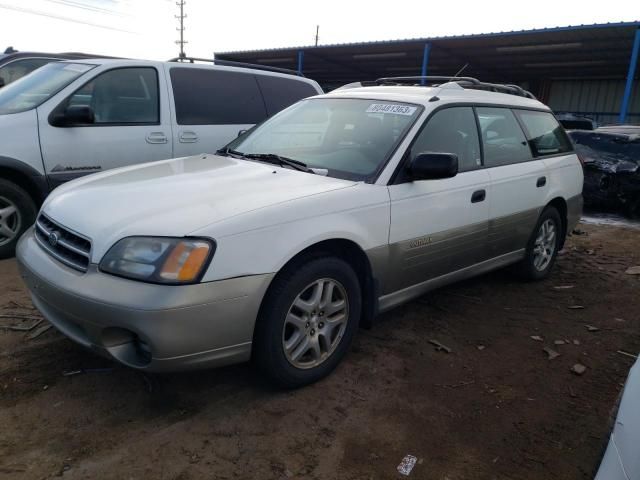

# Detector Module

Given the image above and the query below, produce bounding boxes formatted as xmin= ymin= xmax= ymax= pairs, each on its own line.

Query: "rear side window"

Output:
xmin=410 ymin=107 xmax=481 ymax=172
xmin=255 ymin=75 xmax=319 ymax=116
xmin=170 ymin=67 xmax=266 ymax=125
xmin=515 ymin=110 xmax=572 ymax=157
xmin=476 ymin=107 xmax=531 ymax=167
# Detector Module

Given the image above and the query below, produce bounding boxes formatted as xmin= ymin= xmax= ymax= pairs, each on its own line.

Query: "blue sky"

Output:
xmin=1 ymin=0 xmax=638 ymax=60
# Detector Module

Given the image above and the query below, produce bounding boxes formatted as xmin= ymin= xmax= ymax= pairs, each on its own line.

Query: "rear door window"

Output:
xmin=255 ymin=75 xmax=319 ymax=116
xmin=476 ymin=107 xmax=531 ymax=167
xmin=514 ymin=110 xmax=572 ymax=157
xmin=170 ymin=67 xmax=267 ymax=125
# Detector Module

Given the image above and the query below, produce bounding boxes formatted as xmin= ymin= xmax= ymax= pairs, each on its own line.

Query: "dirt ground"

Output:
xmin=1 ymin=221 xmax=639 ymax=480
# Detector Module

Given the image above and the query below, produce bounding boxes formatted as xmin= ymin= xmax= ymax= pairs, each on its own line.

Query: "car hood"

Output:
xmin=43 ymin=154 xmax=356 ymax=260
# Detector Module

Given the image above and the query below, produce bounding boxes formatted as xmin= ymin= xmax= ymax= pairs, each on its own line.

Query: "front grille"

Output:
xmin=34 ymin=214 xmax=91 ymax=272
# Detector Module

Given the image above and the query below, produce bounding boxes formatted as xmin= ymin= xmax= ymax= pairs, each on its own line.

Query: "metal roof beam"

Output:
xmin=619 ymin=29 xmax=640 ymax=123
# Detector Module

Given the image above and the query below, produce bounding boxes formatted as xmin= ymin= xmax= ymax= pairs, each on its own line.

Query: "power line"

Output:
xmin=0 ymin=3 xmax=135 ymax=33
xmin=42 ymin=0 xmax=128 ymax=17
xmin=175 ymin=1 xmax=187 ymax=59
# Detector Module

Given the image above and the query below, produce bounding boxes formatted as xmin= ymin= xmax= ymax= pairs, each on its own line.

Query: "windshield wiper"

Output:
xmin=216 ymin=149 xmax=314 ymax=173
xmin=215 ymin=147 xmax=246 ymax=158
xmin=243 ymin=153 xmax=314 ymax=173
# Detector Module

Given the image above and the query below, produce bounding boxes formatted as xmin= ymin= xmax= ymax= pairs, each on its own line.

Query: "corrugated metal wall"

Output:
xmin=547 ymin=79 xmax=640 ymax=125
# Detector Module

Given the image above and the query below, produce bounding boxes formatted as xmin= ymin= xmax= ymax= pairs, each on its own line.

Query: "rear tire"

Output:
xmin=515 ymin=206 xmax=562 ymax=281
xmin=0 ymin=179 xmax=37 ymax=260
xmin=253 ymin=255 xmax=361 ymax=388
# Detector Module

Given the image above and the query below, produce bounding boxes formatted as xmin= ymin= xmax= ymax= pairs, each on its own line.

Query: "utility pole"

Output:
xmin=315 ymin=25 xmax=319 ymax=47
xmin=175 ymin=1 xmax=187 ymax=59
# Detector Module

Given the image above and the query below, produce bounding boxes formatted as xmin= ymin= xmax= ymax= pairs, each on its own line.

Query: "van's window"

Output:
xmin=0 ymin=62 xmax=94 ymax=115
xmin=224 ymin=98 xmax=422 ymax=181
xmin=255 ymin=75 xmax=319 ymax=116
xmin=0 ymin=58 xmax=55 ymax=87
xmin=476 ymin=107 xmax=531 ymax=167
xmin=66 ymin=67 xmax=159 ymax=124
xmin=170 ymin=67 xmax=266 ymax=125
xmin=514 ymin=110 xmax=572 ymax=157
xmin=410 ymin=107 xmax=481 ymax=172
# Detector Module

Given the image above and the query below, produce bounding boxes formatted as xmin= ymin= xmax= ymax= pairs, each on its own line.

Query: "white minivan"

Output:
xmin=17 ymin=77 xmax=583 ymax=388
xmin=0 ymin=58 xmax=322 ymax=257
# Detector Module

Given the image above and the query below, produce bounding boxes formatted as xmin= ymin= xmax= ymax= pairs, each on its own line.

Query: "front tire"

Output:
xmin=253 ymin=256 xmax=361 ymax=388
xmin=516 ymin=206 xmax=562 ymax=281
xmin=0 ymin=179 xmax=37 ymax=260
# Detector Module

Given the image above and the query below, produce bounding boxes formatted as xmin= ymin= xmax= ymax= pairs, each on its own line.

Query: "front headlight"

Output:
xmin=99 ymin=237 xmax=214 ymax=284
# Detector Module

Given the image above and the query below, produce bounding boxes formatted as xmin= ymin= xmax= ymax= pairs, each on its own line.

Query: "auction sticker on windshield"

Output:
xmin=366 ymin=103 xmax=417 ymax=115
xmin=63 ymin=64 xmax=93 ymax=73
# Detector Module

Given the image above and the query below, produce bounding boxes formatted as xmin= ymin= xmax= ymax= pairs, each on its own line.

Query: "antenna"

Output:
xmin=453 ymin=63 xmax=469 ymax=78
xmin=315 ymin=25 xmax=319 ymax=47
xmin=175 ymin=1 xmax=187 ymax=60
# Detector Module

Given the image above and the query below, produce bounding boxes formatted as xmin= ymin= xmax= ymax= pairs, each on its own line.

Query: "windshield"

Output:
xmin=224 ymin=98 xmax=422 ymax=181
xmin=0 ymin=62 xmax=95 ymax=115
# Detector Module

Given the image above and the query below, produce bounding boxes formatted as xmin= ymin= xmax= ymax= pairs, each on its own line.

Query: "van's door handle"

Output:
xmin=536 ymin=176 xmax=547 ymax=188
xmin=146 ymin=132 xmax=167 ymax=144
xmin=471 ymin=189 xmax=486 ymax=203
xmin=179 ymin=131 xmax=199 ymax=143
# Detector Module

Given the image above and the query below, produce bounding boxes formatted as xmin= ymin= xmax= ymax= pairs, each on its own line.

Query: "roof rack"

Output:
xmin=167 ymin=56 xmax=304 ymax=77
xmin=374 ymin=76 xmax=536 ymax=99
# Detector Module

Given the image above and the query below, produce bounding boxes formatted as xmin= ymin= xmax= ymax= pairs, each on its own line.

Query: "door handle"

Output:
xmin=536 ymin=176 xmax=547 ymax=188
xmin=145 ymin=132 xmax=167 ymax=144
xmin=179 ymin=131 xmax=199 ymax=143
xmin=471 ymin=189 xmax=486 ymax=203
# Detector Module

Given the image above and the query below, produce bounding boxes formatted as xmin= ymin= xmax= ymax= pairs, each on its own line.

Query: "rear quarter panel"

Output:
xmin=542 ymin=153 xmax=583 ymax=203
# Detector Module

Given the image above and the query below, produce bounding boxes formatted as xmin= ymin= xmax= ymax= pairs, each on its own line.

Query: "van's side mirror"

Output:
xmin=408 ymin=152 xmax=458 ymax=180
xmin=50 ymin=105 xmax=95 ymax=127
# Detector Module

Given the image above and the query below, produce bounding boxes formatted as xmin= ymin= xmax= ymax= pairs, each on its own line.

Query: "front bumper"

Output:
xmin=16 ymin=227 xmax=274 ymax=371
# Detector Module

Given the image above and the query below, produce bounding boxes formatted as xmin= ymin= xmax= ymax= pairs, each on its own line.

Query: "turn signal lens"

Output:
xmin=159 ymin=241 xmax=211 ymax=282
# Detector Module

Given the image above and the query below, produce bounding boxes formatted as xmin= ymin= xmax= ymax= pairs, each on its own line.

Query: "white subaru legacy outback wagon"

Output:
xmin=17 ymin=77 xmax=583 ymax=387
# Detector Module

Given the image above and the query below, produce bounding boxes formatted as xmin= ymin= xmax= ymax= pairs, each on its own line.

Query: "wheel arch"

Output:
xmin=0 ymin=156 xmax=49 ymax=206
xmin=546 ymin=196 xmax=568 ymax=248
xmin=257 ymin=238 xmax=379 ymax=331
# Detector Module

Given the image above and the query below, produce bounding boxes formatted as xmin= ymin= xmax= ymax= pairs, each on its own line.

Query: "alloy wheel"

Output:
xmin=282 ymin=278 xmax=349 ymax=369
xmin=532 ymin=218 xmax=557 ymax=271
xmin=0 ymin=196 xmax=21 ymax=247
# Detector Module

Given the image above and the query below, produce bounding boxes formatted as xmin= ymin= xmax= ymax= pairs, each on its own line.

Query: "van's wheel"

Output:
xmin=254 ymin=256 xmax=361 ymax=388
xmin=515 ymin=206 xmax=562 ymax=281
xmin=0 ymin=179 xmax=37 ymax=259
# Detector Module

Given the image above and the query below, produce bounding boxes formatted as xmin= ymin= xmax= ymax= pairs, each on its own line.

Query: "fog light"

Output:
xmin=134 ymin=336 xmax=152 ymax=363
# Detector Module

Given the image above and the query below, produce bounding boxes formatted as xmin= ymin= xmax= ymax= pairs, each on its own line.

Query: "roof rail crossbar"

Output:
xmin=376 ymin=76 xmax=481 ymax=85
xmin=167 ymin=56 xmax=304 ymax=77
xmin=373 ymin=76 xmax=536 ymax=99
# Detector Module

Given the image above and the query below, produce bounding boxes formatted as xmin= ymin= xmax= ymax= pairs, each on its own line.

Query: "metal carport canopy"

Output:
xmin=215 ymin=21 xmax=640 ymax=90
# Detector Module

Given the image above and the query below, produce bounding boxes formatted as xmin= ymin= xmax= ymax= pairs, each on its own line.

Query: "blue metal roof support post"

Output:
xmin=297 ymin=49 xmax=304 ymax=75
xmin=619 ymin=28 xmax=640 ymax=124
xmin=420 ymin=42 xmax=431 ymax=85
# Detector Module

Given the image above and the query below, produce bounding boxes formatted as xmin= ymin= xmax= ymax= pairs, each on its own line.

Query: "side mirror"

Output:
xmin=50 ymin=105 xmax=95 ymax=127
xmin=408 ymin=152 xmax=458 ymax=180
